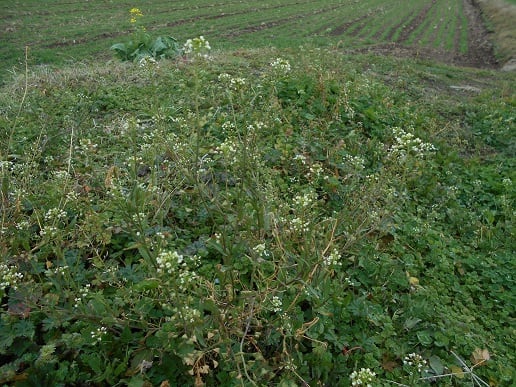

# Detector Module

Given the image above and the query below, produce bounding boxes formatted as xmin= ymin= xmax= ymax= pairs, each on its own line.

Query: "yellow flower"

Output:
xmin=130 ymin=7 xmax=143 ymax=16
xmin=129 ymin=7 xmax=143 ymax=23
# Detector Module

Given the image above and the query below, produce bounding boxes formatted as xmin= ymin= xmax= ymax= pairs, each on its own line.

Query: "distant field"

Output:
xmin=0 ymin=0 xmax=497 ymax=79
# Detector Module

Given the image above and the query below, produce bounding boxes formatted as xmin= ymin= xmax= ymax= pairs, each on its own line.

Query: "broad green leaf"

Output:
xmin=428 ymin=355 xmax=444 ymax=375
xmin=403 ymin=317 xmax=422 ymax=330
xmin=133 ymin=278 xmax=160 ymax=291
xmin=416 ymin=331 xmax=433 ymax=346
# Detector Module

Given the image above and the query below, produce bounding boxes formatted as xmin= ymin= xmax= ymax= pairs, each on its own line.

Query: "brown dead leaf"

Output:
xmin=194 ymin=374 xmax=204 ymax=387
xmin=381 ymin=353 xmax=399 ymax=372
xmin=470 ymin=348 xmax=490 ymax=366
xmin=382 ymin=359 xmax=399 ymax=372
xmin=104 ymin=165 xmax=118 ymax=188
xmin=8 ymin=302 xmax=31 ymax=319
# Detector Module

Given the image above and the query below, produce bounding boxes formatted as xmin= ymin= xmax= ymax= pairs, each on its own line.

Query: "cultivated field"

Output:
xmin=0 ymin=0 xmax=500 ymax=80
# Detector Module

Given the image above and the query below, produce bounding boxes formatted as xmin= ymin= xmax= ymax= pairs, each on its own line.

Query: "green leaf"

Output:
xmin=428 ymin=355 xmax=444 ymax=375
xmin=83 ymin=353 xmax=102 ymax=374
xmin=133 ymin=278 xmax=160 ymax=291
xmin=404 ymin=317 xmax=422 ymax=330
xmin=278 ymin=378 xmax=298 ymax=387
xmin=416 ymin=330 xmax=433 ymax=346
xmin=151 ymin=37 xmax=167 ymax=52
xmin=127 ymin=375 xmax=145 ymax=387
xmin=110 ymin=43 xmax=127 ymax=53
xmin=110 ymin=43 xmax=129 ymax=60
xmin=433 ymin=331 xmax=449 ymax=347
xmin=130 ymin=349 xmax=154 ymax=370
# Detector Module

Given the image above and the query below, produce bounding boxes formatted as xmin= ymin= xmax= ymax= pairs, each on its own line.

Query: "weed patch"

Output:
xmin=1 ymin=46 xmax=514 ymax=385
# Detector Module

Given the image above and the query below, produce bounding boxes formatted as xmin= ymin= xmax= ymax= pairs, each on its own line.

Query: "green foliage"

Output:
xmin=111 ymin=35 xmax=182 ymax=62
xmin=110 ymin=8 xmax=182 ymax=62
xmin=0 ymin=46 xmax=514 ymax=386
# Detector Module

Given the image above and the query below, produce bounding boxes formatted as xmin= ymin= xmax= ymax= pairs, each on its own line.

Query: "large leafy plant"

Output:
xmin=110 ymin=8 xmax=181 ymax=62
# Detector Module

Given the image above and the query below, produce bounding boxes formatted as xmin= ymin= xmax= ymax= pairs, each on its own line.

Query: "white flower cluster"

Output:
xmin=218 ymin=73 xmax=246 ymax=90
xmin=283 ymin=358 xmax=297 ymax=370
xmin=293 ymin=154 xmax=307 ymax=164
xmin=293 ymin=191 xmax=316 ymax=209
xmin=308 ymin=162 xmax=324 ymax=180
xmin=74 ymin=284 xmax=91 ymax=308
xmin=403 ymin=353 xmax=428 ymax=372
xmin=216 ymin=137 xmax=239 ymax=164
xmin=91 ymin=326 xmax=107 ymax=343
xmin=183 ymin=35 xmax=211 ymax=56
xmin=343 ymin=154 xmax=366 ymax=170
xmin=323 ymin=248 xmax=342 ymax=267
xmin=247 ymin=121 xmax=266 ymax=132
xmin=270 ymin=295 xmax=282 ymax=313
xmin=156 ymin=250 xmax=185 ymax=275
xmin=75 ymin=138 xmax=98 ymax=153
xmin=46 ymin=265 xmax=69 ymax=277
xmin=52 ymin=170 xmax=70 ymax=181
xmin=65 ymin=190 xmax=79 ymax=202
xmin=270 ymin=57 xmax=291 ymax=73
xmin=0 ymin=160 xmax=14 ymax=171
xmin=389 ymin=127 xmax=437 ymax=161
xmin=0 ymin=264 xmax=24 ymax=291
xmin=15 ymin=219 xmax=30 ymax=231
xmin=350 ymin=368 xmax=376 ymax=386
xmin=290 ymin=217 xmax=310 ymax=233
xmin=39 ymin=226 xmax=58 ymax=238
xmin=132 ymin=212 xmax=147 ymax=224
xmin=252 ymin=243 xmax=270 ymax=258
xmin=177 ymin=305 xmax=201 ymax=323
xmin=177 ymin=270 xmax=199 ymax=292
xmin=44 ymin=207 xmax=67 ymax=223
xmin=156 ymin=250 xmax=200 ymax=291
xmin=138 ymin=56 xmax=159 ymax=68
xmin=221 ymin=120 xmax=236 ymax=134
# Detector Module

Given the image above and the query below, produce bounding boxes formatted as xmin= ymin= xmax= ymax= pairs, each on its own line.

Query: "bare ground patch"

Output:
xmin=461 ymin=0 xmax=498 ymax=68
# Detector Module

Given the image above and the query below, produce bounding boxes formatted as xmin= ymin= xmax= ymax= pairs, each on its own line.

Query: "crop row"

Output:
xmin=1 ymin=0 xmax=473 ymax=76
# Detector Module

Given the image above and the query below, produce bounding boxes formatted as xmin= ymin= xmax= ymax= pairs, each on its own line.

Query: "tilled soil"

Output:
xmin=343 ymin=0 xmax=498 ymax=69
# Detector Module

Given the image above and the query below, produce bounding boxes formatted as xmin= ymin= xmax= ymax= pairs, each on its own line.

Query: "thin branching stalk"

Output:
xmin=239 ymin=298 xmax=257 ymax=387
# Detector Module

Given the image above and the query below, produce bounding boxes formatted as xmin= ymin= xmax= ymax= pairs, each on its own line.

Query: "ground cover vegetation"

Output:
xmin=1 ymin=1 xmax=515 ymax=386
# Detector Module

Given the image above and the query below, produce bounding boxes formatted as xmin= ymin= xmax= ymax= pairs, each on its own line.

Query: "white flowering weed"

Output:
xmin=403 ymin=352 xmax=428 ymax=372
xmin=270 ymin=57 xmax=291 ymax=74
xmin=389 ymin=127 xmax=437 ymax=161
xmin=0 ymin=264 xmax=24 ymax=291
xmin=183 ymin=35 xmax=211 ymax=57
xmin=350 ymin=367 xmax=376 ymax=386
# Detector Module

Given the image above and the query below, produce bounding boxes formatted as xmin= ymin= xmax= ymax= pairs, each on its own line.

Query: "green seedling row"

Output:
xmin=1 ymin=0 xmax=480 ymax=76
